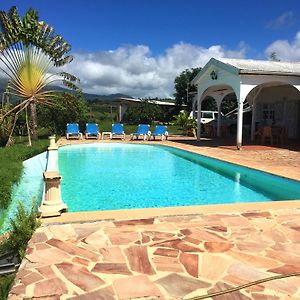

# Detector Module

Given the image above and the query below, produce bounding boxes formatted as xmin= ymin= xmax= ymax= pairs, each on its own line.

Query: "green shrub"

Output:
xmin=0 ymin=200 xmax=41 ymax=258
xmin=0 ymin=201 xmax=40 ymax=299
xmin=0 ymin=274 xmax=15 ymax=300
xmin=123 ymin=101 xmax=166 ymax=124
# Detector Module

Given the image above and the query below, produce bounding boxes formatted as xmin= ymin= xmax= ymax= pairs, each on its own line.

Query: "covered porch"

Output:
xmin=191 ymin=58 xmax=300 ymax=149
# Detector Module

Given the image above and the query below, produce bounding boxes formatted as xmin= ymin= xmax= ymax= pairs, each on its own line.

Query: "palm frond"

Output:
xmin=60 ymin=71 xmax=80 ymax=82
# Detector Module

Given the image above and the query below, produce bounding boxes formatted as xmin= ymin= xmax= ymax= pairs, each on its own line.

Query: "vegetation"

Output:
xmin=0 ymin=6 xmax=79 ymax=146
xmin=270 ymin=51 xmax=280 ymax=62
xmin=123 ymin=100 xmax=166 ymax=124
xmin=0 ymin=201 xmax=41 ymax=300
xmin=201 ymin=94 xmax=238 ymax=115
xmin=174 ymin=68 xmax=201 ymax=111
xmin=174 ymin=111 xmax=196 ymax=136
xmin=0 ymin=274 xmax=15 ymax=300
xmin=0 ymin=139 xmax=48 ymax=209
xmin=37 ymin=92 xmax=89 ymax=135
xmin=0 ymin=201 xmax=41 ymax=258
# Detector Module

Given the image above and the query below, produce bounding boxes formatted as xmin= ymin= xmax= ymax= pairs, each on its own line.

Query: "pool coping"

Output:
xmin=42 ymin=199 xmax=300 ymax=224
xmin=42 ymin=139 xmax=300 ymax=224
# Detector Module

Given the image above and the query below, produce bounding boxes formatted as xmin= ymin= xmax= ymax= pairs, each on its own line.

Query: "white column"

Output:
xmin=120 ymin=104 xmax=128 ymax=121
xmin=196 ymin=98 xmax=202 ymax=142
xmin=118 ymin=104 xmax=122 ymax=122
xmin=217 ymin=103 xmax=221 ymax=137
xmin=251 ymin=98 xmax=256 ymax=141
xmin=192 ymin=97 xmax=196 ymax=119
xmin=236 ymin=98 xmax=244 ymax=149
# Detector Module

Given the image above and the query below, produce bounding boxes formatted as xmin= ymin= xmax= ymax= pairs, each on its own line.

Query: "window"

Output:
xmin=202 ymin=112 xmax=213 ymax=118
xmin=262 ymin=104 xmax=275 ymax=121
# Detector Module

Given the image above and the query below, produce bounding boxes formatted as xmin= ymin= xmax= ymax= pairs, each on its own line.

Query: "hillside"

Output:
xmin=0 ymin=78 xmax=132 ymax=102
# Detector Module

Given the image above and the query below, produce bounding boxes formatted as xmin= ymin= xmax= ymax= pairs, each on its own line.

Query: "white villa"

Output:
xmin=191 ymin=58 xmax=300 ymax=149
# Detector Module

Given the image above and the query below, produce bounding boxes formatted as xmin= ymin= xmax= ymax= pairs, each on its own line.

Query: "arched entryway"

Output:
xmin=191 ymin=58 xmax=300 ymax=149
xmin=246 ymin=82 xmax=300 ymax=144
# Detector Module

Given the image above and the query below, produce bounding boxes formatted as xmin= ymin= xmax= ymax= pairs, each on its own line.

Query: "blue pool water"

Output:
xmin=58 ymin=144 xmax=300 ymax=212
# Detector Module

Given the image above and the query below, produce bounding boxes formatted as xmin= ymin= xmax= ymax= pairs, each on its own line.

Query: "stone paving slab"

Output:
xmin=9 ymin=209 xmax=300 ymax=299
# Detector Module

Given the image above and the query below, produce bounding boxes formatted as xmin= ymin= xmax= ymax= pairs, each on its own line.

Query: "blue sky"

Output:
xmin=1 ymin=0 xmax=300 ymax=97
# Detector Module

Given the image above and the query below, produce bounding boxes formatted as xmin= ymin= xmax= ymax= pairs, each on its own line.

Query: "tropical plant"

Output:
xmin=174 ymin=111 xmax=196 ymax=136
xmin=0 ymin=6 xmax=79 ymax=146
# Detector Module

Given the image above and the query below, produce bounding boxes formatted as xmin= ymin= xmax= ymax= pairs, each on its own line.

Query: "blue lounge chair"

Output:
xmin=110 ymin=123 xmax=125 ymax=139
xmin=66 ymin=123 xmax=82 ymax=140
xmin=85 ymin=123 xmax=101 ymax=139
xmin=151 ymin=125 xmax=168 ymax=140
xmin=130 ymin=124 xmax=151 ymax=141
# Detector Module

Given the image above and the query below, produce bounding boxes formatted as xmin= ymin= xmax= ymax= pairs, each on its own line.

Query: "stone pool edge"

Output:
xmin=42 ymin=199 xmax=300 ymax=224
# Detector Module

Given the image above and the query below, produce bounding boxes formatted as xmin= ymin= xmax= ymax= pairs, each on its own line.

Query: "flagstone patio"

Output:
xmin=9 ymin=209 xmax=300 ymax=299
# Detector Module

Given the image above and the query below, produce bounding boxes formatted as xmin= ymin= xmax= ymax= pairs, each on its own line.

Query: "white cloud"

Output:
xmin=65 ymin=42 xmax=247 ymax=98
xmin=266 ymin=11 xmax=295 ymax=29
xmin=265 ymin=31 xmax=300 ymax=61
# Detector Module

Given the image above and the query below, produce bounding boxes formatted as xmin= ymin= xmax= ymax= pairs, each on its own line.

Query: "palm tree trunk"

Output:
xmin=25 ymin=106 xmax=32 ymax=147
xmin=5 ymin=112 xmax=18 ymax=147
xmin=29 ymin=98 xmax=38 ymax=140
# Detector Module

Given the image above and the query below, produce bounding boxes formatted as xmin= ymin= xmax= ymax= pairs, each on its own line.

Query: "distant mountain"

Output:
xmin=0 ymin=78 xmax=133 ymax=102
xmin=0 ymin=78 xmax=8 ymax=94
xmin=83 ymin=92 xmax=133 ymax=101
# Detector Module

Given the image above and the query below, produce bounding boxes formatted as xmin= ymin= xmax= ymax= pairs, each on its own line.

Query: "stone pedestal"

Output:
xmin=48 ymin=135 xmax=58 ymax=151
xmin=39 ymin=171 xmax=68 ymax=217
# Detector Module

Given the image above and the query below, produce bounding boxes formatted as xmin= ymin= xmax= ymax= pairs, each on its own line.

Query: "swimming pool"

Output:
xmin=58 ymin=144 xmax=300 ymax=212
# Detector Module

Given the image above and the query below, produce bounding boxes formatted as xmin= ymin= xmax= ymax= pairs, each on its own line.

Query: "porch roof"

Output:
xmin=219 ymin=58 xmax=300 ymax=76
xmin=192 ymin=58 xmax=300 ymax=85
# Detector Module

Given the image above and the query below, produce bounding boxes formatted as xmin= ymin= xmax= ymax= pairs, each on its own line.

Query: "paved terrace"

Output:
xmin=9 ymin=136 xmax=300 ymax=299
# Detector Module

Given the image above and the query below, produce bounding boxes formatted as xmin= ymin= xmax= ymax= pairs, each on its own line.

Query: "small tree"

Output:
xmin=270 ymin=52 xmax=280 ymax=62
xmin=37 ymin=92 xmax=89 ymax=134
xmin=174 ymin=111 xmax=196 ymax=136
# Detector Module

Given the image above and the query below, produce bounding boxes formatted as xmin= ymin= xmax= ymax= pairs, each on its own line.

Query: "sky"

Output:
xmin=1 ymin=0 xmax=300 ymax=97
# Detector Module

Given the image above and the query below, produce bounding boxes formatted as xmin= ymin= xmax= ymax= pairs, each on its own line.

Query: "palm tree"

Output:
xmin=0 ymin=6 xmax=79 ymax=145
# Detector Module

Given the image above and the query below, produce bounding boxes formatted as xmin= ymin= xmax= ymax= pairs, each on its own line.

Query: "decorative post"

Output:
xmin=217 ymin=101 xmax=222 ymax=137
xmin=236 ymin=98 xmax=244 ymax=150
xmin=48 ymin=135 xmax=57 ymax=149
xmin=196 ymin=96 xmax=202 ymax=142
xmin=251 ymin=98 xmax=256 ymax=142
xmin=39 ymin=171 xmax=67 ymax=217
xmin=39 ymin=136 xmax=68 ymax=217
